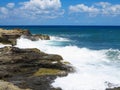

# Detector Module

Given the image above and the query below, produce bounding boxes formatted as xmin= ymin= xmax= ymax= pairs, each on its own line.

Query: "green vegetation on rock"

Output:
xmin=34 ymin=68 xmax=66 ymax=76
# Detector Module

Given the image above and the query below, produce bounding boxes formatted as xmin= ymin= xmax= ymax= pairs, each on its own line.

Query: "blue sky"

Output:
xmin=0 ymin=0 xmax=120 ymax=25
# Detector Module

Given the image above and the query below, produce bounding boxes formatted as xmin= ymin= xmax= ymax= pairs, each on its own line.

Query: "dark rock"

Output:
xmin=7 ymin=76 xmax=58 ymax=90
xmin=40 ymin=54 xmax=63 ymax=61
xmin=0 ymin=28 xmax=31 ymax=45
xmin=106 ymin=87 xmax=120 ymax=90
xmin=0 ymin=46 xmax=63 ymax=64
xmin=0 ymin=28 xmax=72 ymax=90
xmin=33 ymin=34 xmax=50 ymax=40
xmin=0 ymin=80 xmax=30 ymax=90
xmin=0 ymin=46 xmax=73 ymax=90
xmin=0 ymin=71 xmax=12 ymax=79
xmin=0 ymin=28 xmax=50 ymax=45
xmin=22 ymin=34 xmax=50 ymax=41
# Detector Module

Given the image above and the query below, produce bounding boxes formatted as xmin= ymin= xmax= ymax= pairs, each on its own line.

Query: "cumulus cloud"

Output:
xmin=22 ymin=0 xmax=61 ymax=10
xmin=0 ymin=0 xmax=64 ymax=20
xmin=6 ymin=3 xmax=15 ymax=8
xmin=18 ymin=0 xmax=64 ymax=19
xmin=69 ymin=2 xmax=120 ymax=16
xmin=69 ymin=4 xmax=99 ymax=16
xmin=0 ymin=7 xmax=8 ymax=19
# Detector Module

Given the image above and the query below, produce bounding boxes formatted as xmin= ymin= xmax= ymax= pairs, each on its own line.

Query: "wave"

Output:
xmin=14 ymin=37 xmax=120 ymax=90
xmin=50 ymin=36 xmax=70 ymax=41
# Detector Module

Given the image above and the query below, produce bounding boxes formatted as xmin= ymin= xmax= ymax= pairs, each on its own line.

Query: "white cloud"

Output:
xmin=6 ymin=3 xmax=15 ymax=8
xmin=69 ymin=2 xmax=120 ymax=16
xmin=0 ymin=7 xmax=8 ymax=19
xmin=95 ymin=2 xmax=111 ymax=8
xmin=22 ymin=0 xmax=61 ymax=10
xmin=18 ymin=0 xmax=64 ymax=19
xmin=69 ymin=4 xmax=99 ymax=13
xmin=0 ymin=7 xmax=8 ymax=14
xmin=0 ymin=0 xmax=64 ymax=20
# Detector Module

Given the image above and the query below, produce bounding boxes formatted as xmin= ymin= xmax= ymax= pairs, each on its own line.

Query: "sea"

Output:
xmin=0 ymin=26 xmax=120 ymax=90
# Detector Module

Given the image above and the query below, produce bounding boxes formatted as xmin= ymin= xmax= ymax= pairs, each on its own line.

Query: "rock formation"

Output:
xmin=0 ymin=28 xmax=73 ymax=90
xmin=0 ymin=80 xmax=30 ymax=90
xmin=0 ymin=28 xmax=50 ymax=45
xmin=106 ymin=87 xmax=120 ymax=90
xmin=0 ymin=46 xmax=73 ymax=90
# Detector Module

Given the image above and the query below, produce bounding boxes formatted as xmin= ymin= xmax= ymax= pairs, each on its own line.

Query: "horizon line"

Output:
xmin=0 ymin=25 xmax=120 ymax=27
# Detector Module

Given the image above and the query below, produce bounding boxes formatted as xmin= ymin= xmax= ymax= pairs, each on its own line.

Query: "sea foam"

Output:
xmin=15 ymin=37 xmax=120 ymax=90
xmin=50 ymin=36 xmax=70 ymax=41
xmin=0 ymin=44 xmax=11 ymax=48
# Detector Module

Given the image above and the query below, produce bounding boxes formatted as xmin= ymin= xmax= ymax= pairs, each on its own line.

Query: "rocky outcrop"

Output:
xmin=22 ymin=34 xmax=50 ymax=41
xmin=106 ymin=87 xmax=120 ymax=90
xmin=0 ymin=28 xmax=31 ymax=45
xmin=0 ymin=80 xmax=30 ymax=90
xmin=0 ymin=46 xmax=73 ymax=90
xmin=0 ymin=28 xmax=50 ymax=45
xmin=0 ymin=28 xmax=72 ymax=90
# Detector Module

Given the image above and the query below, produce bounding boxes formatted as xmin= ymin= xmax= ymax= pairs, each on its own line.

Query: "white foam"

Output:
xmin=15 ymin=37 xmax=120 ymax=90
xmin=50 ymin=36 xmax=70 ymax=41
xmin=0 ymin=43 xmax=11 ymax=48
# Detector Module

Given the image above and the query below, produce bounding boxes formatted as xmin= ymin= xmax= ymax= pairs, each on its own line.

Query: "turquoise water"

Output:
xmin=1 ymin=26 xmax=120 ymax=49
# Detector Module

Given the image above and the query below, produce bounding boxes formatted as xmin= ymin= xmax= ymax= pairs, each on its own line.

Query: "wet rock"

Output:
xmin=0 ymin=28 xmax=50 ymax=45
xmin=106 ymin=87 xmax=120 ymax=90
xmin=22 ymin=34 xmax=50 ymax=41
xmin=0 ymin=80 xmax=30 ymax=90
xmin=0 ymin=28 xmax=72 ymax=90
xmin=0 ymin=46 xmax=63 ymax=64
xmin=41 ymin=54 xmax=63 ymax=61
xmin=0 ymin=46 xmax=73 ymax=90
xmin=0 ymin=28 xmax=31 ymax=45
xmin=8 ymin=76 xmax=58 ymax=90
xmin=0 ymin=71 xmax=12 ymax=79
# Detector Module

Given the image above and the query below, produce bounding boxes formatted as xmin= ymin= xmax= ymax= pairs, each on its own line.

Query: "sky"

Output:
xmin=0 ymin=0 xmax=120 ymax=25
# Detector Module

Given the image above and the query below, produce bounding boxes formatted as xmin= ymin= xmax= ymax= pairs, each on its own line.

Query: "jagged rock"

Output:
xmin=0 ymin=28 xmax=50 ymax=45
xmin=22 ymin=34 xmax=50 ymax=41
xmin=0 ymin=80 xmax=30 ymax=90
xmin=0 ymin=46 xmax=73 ymax=90
xmin=106 ymin=87 xmax=120 ymax=90
xmin=0 ymin=46 xmax=63 ymax=64
xmin=0 ymin=46 xmax=72 ymax=72
xmin=9 ymin=76 xmax=60 ymax=90
xmin=0 ymin=28 xmax=31 ymax=45
xmin=0 ymin=28 xmax=72 ymax=90
xmin=0 ymin=28 xmax=31 ymax=36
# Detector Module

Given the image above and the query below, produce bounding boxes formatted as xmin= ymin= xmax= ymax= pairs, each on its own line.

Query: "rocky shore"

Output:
xmin=0 ymin=28 xmax=50 ymax=46
xmin=0 ymin=28 xmax=73 ymax=90
xmin=0 ymin=46 xmax=73 ymax=90
xmin=0 ymin=28 xmax=119 ymax=90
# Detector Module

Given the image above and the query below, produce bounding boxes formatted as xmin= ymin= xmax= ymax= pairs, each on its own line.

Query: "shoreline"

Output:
xmin=0 ymin=28 xmax=73 ymax=90
xmin=0 ymin=28 xmax=119 ymax=90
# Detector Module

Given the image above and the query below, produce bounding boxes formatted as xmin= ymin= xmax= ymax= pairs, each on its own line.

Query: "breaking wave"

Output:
xmin=13 ymin=37 xmax=120 ymax=90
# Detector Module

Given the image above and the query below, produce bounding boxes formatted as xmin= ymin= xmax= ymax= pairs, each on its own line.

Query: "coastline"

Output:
xmin=0 ymin=28 xmax=120 ymax=90
xmin=0 ymin=28 xmax=73 ymax=90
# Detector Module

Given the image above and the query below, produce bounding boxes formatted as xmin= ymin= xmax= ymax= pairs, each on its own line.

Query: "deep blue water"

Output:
xmin=0 ymin=26 xmax=120 ymax=50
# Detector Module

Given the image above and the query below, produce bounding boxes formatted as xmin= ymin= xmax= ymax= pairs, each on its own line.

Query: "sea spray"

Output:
xmin=0 ymin=44 xmax=11 ymax=48
xmin=16 ymin=37 xmax=120 ymax=90
xmin=50 ymin=36 xmax=70 ymax=41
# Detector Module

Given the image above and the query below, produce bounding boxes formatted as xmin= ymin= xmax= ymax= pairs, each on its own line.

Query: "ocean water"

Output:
xmin=1 ymin=26 xmax=120 ymax=90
